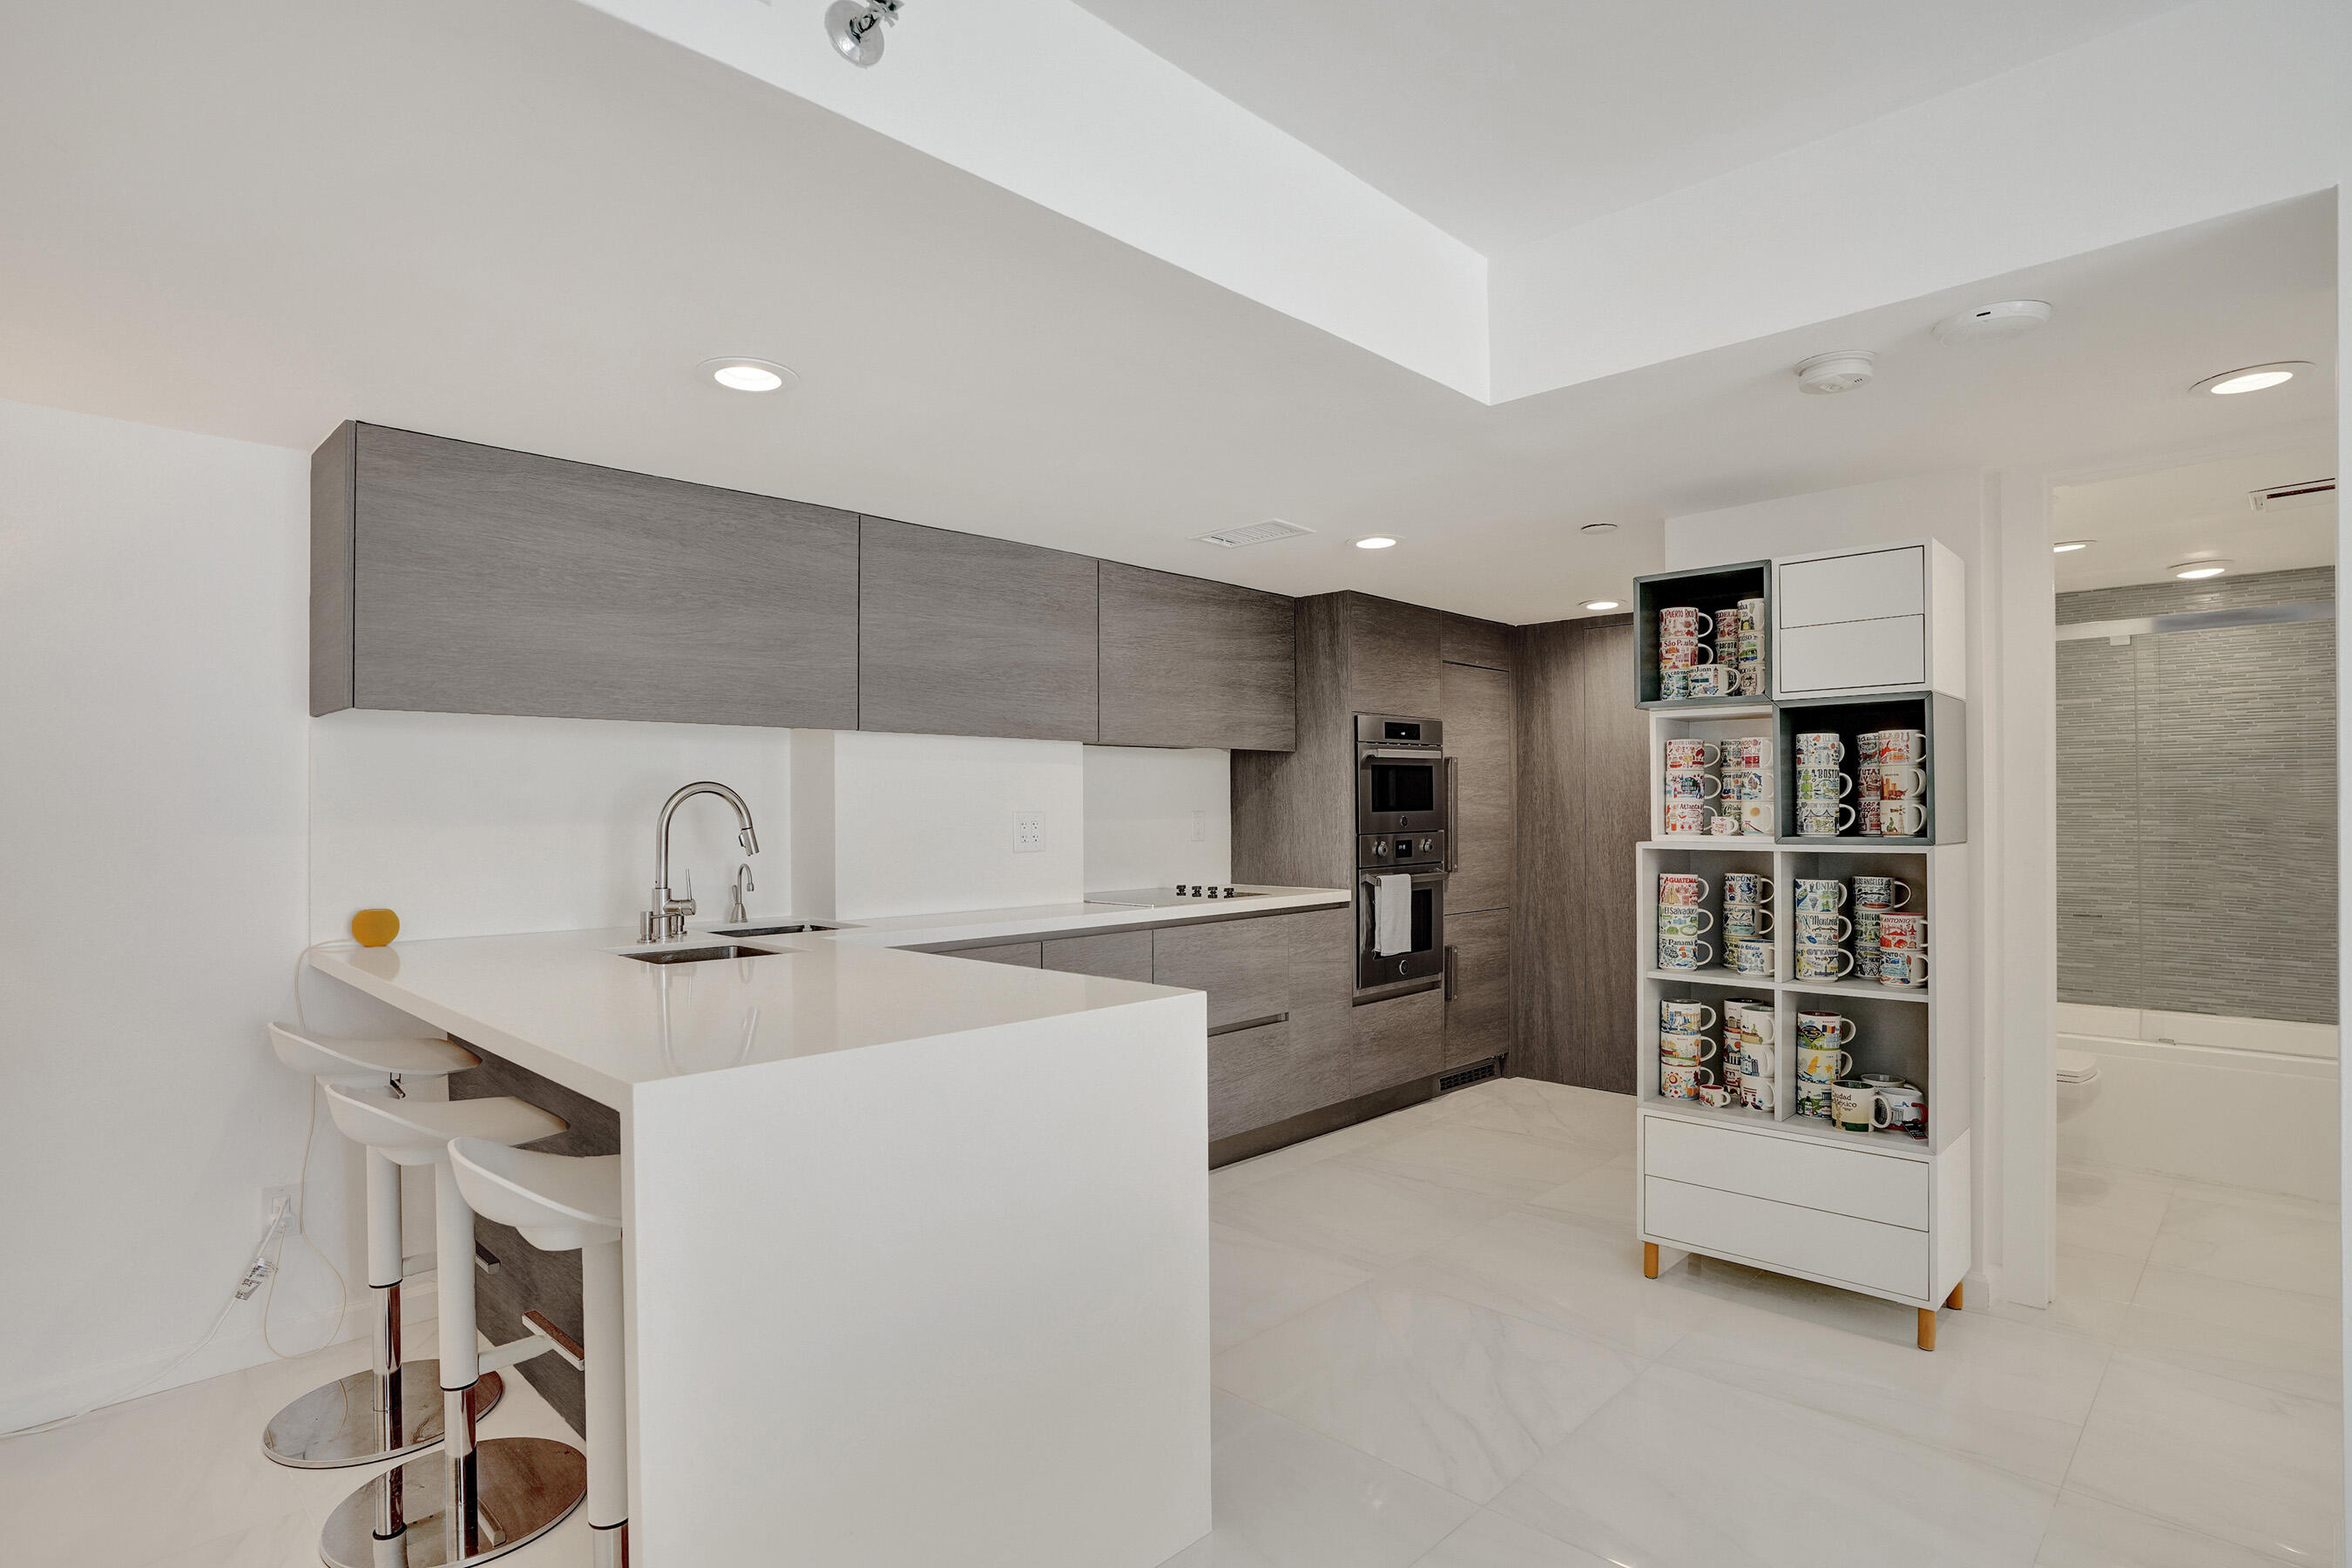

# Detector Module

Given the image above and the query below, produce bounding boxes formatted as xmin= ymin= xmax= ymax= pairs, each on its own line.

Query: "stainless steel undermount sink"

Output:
xmin=712 ymin=923 xmax=839 ymax=937
xmin=622 ymin=943 xmax=785 ymax=965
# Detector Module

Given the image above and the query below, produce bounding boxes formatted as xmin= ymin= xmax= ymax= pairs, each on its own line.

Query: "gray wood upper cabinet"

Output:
xmin=1443 ymin=908 xmax=1513 ymax=1071
xmin=313 ymin=423 xmax=860 ymax=727
xmin=1342 ymin=592 xmax=1444 ymax=716
xmin=1097 ymin=563 xmax=1295 ymax=751
xmin=1042 ymin=929 xmax=1154 ymax=982
xmin=1441 ymin=660 xmax=1517 ymax=914
xmin=857 ymin=517 xmax=1100 ymax=741
xmin=1440 ymin=612 xmax=1515 ymax=672
xmin=1154 ymin=918 xmax=1290 ymax=1031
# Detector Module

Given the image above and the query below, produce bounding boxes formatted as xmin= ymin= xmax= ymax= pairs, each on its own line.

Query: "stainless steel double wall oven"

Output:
xmin=1355 ymin=714 xmax=1448 ymax=992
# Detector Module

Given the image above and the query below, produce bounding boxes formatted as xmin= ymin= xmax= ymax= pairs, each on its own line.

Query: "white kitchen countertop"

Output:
xmin=307 ymin=884 xmax=1347 ymax=1107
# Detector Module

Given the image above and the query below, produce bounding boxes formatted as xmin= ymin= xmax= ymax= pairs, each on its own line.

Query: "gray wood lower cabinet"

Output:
xmin=856 ymin=517 xmax=1099 ymax=741
xmin=948 ymin=941 xmax=1043 ymax=967
xmin=1097 ymin=563 xmax=1295 ymax=751
xmin=1154 ymin=918 xmax=1290 ymax=1032
xmin=1042 ymin=929 xmax=1153 ymax=981
xmin=1354 ymin=986 xmax=1445 ymax=1097
xmin=314 ymin=423 xmax=861 ymax=727
xmin=1206 ymin=1019 xmax=1298 ymax=1141
xmin=1443 ymin=908 xmax=1513 ymax=1071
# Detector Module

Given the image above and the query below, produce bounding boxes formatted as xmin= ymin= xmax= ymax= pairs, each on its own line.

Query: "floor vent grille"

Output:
xmin=1436 ymin=1058 xmax=1504 ymax=1094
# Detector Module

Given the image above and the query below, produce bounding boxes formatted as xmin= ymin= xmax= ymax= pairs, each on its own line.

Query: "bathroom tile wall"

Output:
xmin=2056 ymin=566 xmax=2335 ymax=1023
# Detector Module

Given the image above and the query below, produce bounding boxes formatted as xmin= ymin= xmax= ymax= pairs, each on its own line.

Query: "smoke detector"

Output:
xmin=1193 ymin=518 xmax=1314 ymax=549
xmin=1932 ymin=300 xmax=2052 ymax=345
xmin=1794 ymin=351 xmax=1876 ymax=395
xmin=2248 ymin=478 xmax=2335 ymax=513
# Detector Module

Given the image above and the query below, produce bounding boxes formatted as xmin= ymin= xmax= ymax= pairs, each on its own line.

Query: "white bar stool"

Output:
xmin=449 ymin=1139 xmax=628 ymax=1568
xmin=262 ymin=1024 xmax=507 ymax=1469
xmin=318 ymin=1083 xmax=588 ymax=1568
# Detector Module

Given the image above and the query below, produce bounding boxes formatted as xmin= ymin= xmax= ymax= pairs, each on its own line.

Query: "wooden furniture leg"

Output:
xmin=1916 ymin=1307 xmax=1936 ymax=1351
xmin=1945 ymin=1281 xmax=1963 ymax=1310
xmin=1643 ymin=1242 xmax=1659 ymax=1280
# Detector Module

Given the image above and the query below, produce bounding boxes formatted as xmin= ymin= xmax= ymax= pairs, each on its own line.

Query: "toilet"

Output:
xmin=2056 ymin=1047 xmax=2102 ymax=1122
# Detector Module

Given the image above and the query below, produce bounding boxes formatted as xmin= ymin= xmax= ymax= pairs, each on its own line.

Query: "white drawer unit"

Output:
xmin=1642 ymin=1176 xmax=1931 ymax=1301
xmin=1771 ymin=541 xmax=1964 ymax=700
xmin=1644 ymin=1116 xmax=1928 ymax=1230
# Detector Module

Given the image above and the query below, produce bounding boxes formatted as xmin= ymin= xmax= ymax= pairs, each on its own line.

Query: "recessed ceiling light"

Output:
xmin=2171 ymin=559 xmax=2231 ymax=579
xmin=2052 ymin=540 xmax=2093 ymax=553
xmin=2192 ymin=362 xmax=2311 ymax=396
xmin=1579 ymin=522 xmax=1619 ymax=536
xmin=1353 ymin=536 xmax=1398 ymax=550
xmin=1581 ymin=599 xmax=1622 ymax=611
xmin=699 ymin=356 xmax=799 ymax=393
xmin=1932 ymin=300 xmax=2052 ymax=345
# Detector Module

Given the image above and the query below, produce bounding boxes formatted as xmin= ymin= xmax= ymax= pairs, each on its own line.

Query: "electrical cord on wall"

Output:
xmin=0 ymin=942 xmax=360 ymax=1440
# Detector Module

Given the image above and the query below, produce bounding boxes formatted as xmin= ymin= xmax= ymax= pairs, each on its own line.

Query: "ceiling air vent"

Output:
xmin=2248 ymin=478 xmax=2336 ymax=513
xmin=1193 ymin=518 xmax=1315 ymax=549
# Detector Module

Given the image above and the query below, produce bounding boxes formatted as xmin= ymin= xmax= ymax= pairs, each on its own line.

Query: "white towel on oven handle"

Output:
xmin=1374 ymin=874 xmax=1412 ymax=957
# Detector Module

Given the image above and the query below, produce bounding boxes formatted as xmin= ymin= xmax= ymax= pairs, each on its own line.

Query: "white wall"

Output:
xmin=0 ymin=400 xmax=323 ymax=1428
xmin=1081 ymin=747 xmax=1232 ymax=892
xmin=1664 ymin=470 xmax=1984 ymax=574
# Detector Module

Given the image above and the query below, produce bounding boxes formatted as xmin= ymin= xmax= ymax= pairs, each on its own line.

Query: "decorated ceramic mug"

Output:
xmin=1659 ymin=668 xmax=1692 ymax=700
xmin=1660 ymin=998 xmax=1718 ymax=1033
xmin=1850 ymin=875 xmax=1912 ymax=910
xmin=1830 ymin=1079 xmax=1879 ymax=1133
xmin=1858 ymin=800 xmax=1884 ymax=836
xmin=1734 ymin=1041 xmax=1777 ymax=1078
xmin=1857 ymin=730 xmax=1886 ymax=762
xmin=1659 ymin=934 xmax=1714 ymax=970
xmin=1728 ymin=937 xmax=1774 ymax=978
xmin=1874 ymin=1082 xmax=1928 ymax=1139
xmin=1657 ymin=606 xmax=1708 ymax=639
xmin=1794 ymin=945 xmax=1856 ymax=981
xmin=1796 ymin=1079 xmax=1834 ymax=1119
xmin=1659 ymin=873 xmax=1710 ymax=906
xmin=1881 ymin=765 xmax=1929 ymax=801
xmin=1881 ymin=801 xmax=1928 ymax=835
xmin=1740 ymin=1078 xmax=1778 ymax=1113
xmin=1658 ymin=903 xmax=1714 ymax=936
xmin=1722 ymin=903 xmax=1774 ymax=941
xmin=1659 ymin=1056 xmax=1716 ymax=1098
xmin=1794 ymin=731 xmax=1845 ymax=765
xmin=1664 ymin=801 xmax=1711 ymax=835
xmin=1879 ymin=912 xmax=1926 ymax=950
xmin=1796 ymin=1011 xmax=1856 ymax=1048
xmin=1694 ymin=1085 xmax=1737 ymax=1109
xmin=1853 ymin=914 xmax=1882 ymax=980
xmin=1659 ymin=639 xmax=1715 ymax=671
xmin=1722 ymin=768 xmax=1770 ymax=802
xmin=1796 ymin=801 xmax=1856 ymax=837
xmin=1686 ymin=666 xmax=1740 ymax=699
xmin=1708 ymin=812 xmax=1741 ymax=837
xmin=1664 ymin=739 xmax=1720 ymax=768
xmin=1713 ymin=609 xmax=1745 ymax=640
xmin=1876 ymin=728 xmax=1927 ymax=764
xmin=1725 ymin=997 xmax=1774 ymax=1044
xmin=1725 ymin=735 xmax=1773 ymax=770
xmin=1665 ymin=768 xmax=1722 ymax=801
xmin=1878 ymin=949 xmax=1930 ymax=988
xmin=1738 ymin=801 xmax=1775 ymax=835
xmin=1659 ymin=1031 xmax=1716 ymax=1062
xmin=1793 ymin=878 xmax=1847 ymax=913
xmin=1793 ymin=910 xmax=1852 ymax=945
xmin=1738 ymin=597 xmax=1767 ymax=634
xmin=1797 ymin=1044 xmax=1854 ymax=1081
xmin=1795 ymin=767 xmax=1852 ymax=801
xmin=1722 ymin=873 xmax=1772 ymax=906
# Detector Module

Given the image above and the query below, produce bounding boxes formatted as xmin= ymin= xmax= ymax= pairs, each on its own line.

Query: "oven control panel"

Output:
xmin=1358 ymin=831 xmax=1445 ymax=868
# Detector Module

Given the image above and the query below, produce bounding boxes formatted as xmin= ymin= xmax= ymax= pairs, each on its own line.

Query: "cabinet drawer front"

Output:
xmin=1778 ymin=617 xmax=1925 ymax=694
xmin=1644 ymin=1117 xmax=1928 ymax=1229
xmin=1777 ymin=546 xmax=1925 ymax=628
xmin=1206 ymin=1019 xmax=1301 ymax=1141
xmin=949 ymin=941 xmax=1043 ymax=967
xmin=1644 ymin=1177 xmax=1930 ymax=1301
xmin=1155 ymin=920 xmax=1289 ymax=1031
xmin=1042 ymin=929 xmax=1154 ymax=982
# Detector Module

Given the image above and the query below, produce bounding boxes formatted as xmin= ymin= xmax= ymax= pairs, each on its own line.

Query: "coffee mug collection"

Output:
xmin=1661 ymin=734 xmax=1775 ymax=838
xmin=1659 ymin=870 xmax=1924 ymax=991
xmin=1793 ymin=727 xmax=1930 ymax=839
xmin=1658 ymin=995 xmax=1777 ymax=1113
xmin=1655 ymin=600 xmax=1766 ymax=703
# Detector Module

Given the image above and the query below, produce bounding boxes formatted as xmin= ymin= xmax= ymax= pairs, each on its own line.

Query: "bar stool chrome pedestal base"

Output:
xmin=317 ymin=1436 xmax=585 ymax=1568
xmin=261 ymin=1362 xmax=503 ymax=1469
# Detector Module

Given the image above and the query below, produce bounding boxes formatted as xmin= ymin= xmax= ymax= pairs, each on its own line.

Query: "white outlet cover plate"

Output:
xmin=1013 ymin=811 xmax=1045 ymax=853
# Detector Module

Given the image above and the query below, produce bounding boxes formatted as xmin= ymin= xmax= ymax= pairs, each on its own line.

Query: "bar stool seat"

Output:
xmin=318 ymin=1085 xmax=586 ymax=1568
xmin=449 ymin=1140 xmax=629 ymax=1568
xmin=261 ymin=1024 xmax=498 ymax=1471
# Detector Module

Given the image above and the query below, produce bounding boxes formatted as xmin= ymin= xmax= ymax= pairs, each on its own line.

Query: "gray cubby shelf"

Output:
xmin=1633 ymin=560 xmax=1772 ymax=710
xmin=1774 ymin=690 xmax=1967 ymax=845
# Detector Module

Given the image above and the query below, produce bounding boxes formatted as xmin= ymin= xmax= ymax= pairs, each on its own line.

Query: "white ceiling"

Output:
xmin=2052 ymin=443 xmax=2336 ymax=592
xmin=1066 ymin=0 xmax=2192 ymax=252
xmin=0 ymin=0 xmax=2334 ymax=626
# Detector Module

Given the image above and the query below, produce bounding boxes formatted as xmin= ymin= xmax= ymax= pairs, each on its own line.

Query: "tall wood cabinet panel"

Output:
xmin=1097 ymin=563 xmax=1295 ymax=751
xmin=1441 ymin=660 xmax=1517 ymax=914
xmin=1443 ymin=908 xmax=1513 ymax=1071
xmin=1342 ymin=592 xmax=1443 ymax=716
xmin=1232 ymin=595 xmax=1355 ymax=889
xmin=316 ymin=423 xmax=860 ymax=727
xmin=1440 ymin=612 xmax=1514 ymax=672
xmin=1513 ymin=614 xmax=1645 ymax=1092
xmin=856 ymin=517 xmax=1099 ymax=741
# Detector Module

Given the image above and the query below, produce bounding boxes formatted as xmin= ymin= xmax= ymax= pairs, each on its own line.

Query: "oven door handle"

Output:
xmin=1444 ymin=757 xmax=1459 ymax=871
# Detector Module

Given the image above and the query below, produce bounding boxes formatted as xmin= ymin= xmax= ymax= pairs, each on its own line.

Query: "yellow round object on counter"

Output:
xmin=351 ymin=909 xmax=401 ymax=948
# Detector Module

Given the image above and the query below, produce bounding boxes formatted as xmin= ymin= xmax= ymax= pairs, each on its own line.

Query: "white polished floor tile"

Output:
xmin=1385 ymin=1206 xmax=1724 ymax=1363
xmin=1155 ymin=1391 xmax=1477 ymax=1568
xmin=2064 ymin=1351 xmax=2342 ymax=1564
xmin=1410 ymin=1508 xmax=1619 ymax=1566
xmin=2034 ymin=1490 xmax=2297 ymax=1567
xmin=1339 ymin=1124 xmax=1618 ymax=1202
xmin=2115 ymin=1300 xmax=2342 ymax=1404
xmin=1213 ymin=1159 xmax=1518 ymax=1272
xmin=1213 ymin=1278 xmax=1639 ymax=1504
xmin=2166 ymin=1175 xmax=2342 ymax=1226
xmin=2145 ymin=1194 xmax=2341 ymax=1298
xmin=1488 ymin=1363 xmax=2057 ymax=1567
xmin=2054 ymin=1166 xmax=2173 ymax=1261
xmin=2129 ymin=1263 xmax=2339 ymax=1348
xmin=2056 ymin=1244 xmax=2146 ymax=1306
xmin=1524 ymin=1158 xmax=1635 ymax=1227
xmin=1662 ymin=1298 xmax=2112 ymax=1486
xmin=1438 ymin=1083 xmax=1636 ymax=1150
xmin=1211 ymin=1223 xmax=1375 ymax=1353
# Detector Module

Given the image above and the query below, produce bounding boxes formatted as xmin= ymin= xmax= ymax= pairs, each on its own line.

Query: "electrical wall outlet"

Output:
xmin=261 ymin=1183 xmax=301 ymax=1233
xmin=1013 ymin=810 xmax=1045 ymax=854
xmin=1190 ymin=809 xmax=1208 ymax=842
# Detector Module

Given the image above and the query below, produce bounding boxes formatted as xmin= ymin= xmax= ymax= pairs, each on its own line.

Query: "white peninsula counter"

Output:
xmin=307 ymin=895 xmax=1349 ymax=1567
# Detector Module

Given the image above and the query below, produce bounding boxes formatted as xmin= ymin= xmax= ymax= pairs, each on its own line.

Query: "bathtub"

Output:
xmin=2057 ymin=1004 xmax=2339 ymax=1205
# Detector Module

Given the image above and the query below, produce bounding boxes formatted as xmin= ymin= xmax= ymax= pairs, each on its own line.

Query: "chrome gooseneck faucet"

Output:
xmin=641 ymin=781 xmax=759 ymax=943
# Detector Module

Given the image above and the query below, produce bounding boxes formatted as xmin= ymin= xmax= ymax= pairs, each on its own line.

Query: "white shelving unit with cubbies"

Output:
xmin=1632 ymin=551 xmax=1972 ymax=1350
